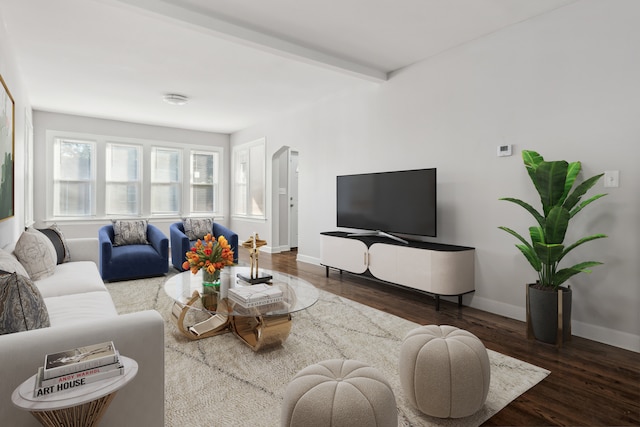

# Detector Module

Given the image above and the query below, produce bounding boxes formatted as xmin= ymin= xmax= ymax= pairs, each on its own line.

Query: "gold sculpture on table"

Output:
xmin=242 ymin=233 xmax=267 ymax=278
xmin=238 ymin=233 xmax=272 ymax=284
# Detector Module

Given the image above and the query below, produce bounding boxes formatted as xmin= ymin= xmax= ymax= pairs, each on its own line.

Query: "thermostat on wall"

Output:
xmin=497 ymin=144 xmax=512 ymax=157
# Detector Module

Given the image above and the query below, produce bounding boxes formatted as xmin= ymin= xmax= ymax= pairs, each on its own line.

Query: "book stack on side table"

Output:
xmin=228 ymin=283 xmax=283 ymax=308
xmin=34 ymin=341 xmax=123 ymax=398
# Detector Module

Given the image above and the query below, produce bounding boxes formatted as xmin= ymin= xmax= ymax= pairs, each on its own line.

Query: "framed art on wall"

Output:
xmin=0 ymin=74 xmax=15 ymax=222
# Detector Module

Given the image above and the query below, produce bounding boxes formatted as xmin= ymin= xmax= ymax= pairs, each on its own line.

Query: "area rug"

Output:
xmin=106 ymin=273 xmax=550 ymax=427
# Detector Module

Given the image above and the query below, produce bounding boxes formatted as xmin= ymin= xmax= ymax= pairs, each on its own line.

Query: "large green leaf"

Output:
xmin=534 ymin=242 xmax=564 ymax=265
xmin=564 ymin=173 xmax=604 ymax=211
xmin=562 ymin=161 xmax=582 ymax=203
xmin=498 ymin=226 xmax=541 ymax=271
xmin=554 ymin=261 xmax=603 ymax=286
xmin=559 ymin=234 xmax=608 ymax=263
xmin=499 ymin=197 xmax=545 ymax=228
xmin=544 ymin=206 xmax=570 ymax=244
xmin=534 ymin=161 xmax=569 ymax=216
xmin=498 ymin=226 xmax=531 ymax=248
xmin=523 ymin=150 xmax=544 ymax=182
xmin=529 ymin=226 xmax=545 ymax=245
xmin=570 ymin=193 xmax=607 ymax=218
xmin=516 ymin=244 xmax=542 ymax=271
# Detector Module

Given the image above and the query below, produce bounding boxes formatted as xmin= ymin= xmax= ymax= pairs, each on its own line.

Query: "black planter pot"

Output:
xmin=527 ymin=284 xmax=572 ymax=344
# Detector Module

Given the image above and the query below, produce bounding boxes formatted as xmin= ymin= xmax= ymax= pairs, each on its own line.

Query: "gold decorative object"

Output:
xmin=241 ymin=233 xmax=267 ymax=279
xmin=229 ymin=313 xmax=292 ymax=351
xmin=170 ymin=291 xmax=230 ymax=340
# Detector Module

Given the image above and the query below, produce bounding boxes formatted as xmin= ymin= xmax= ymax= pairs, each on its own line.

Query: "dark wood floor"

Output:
xmin=246 ymin=249 xmax=640 ymax=426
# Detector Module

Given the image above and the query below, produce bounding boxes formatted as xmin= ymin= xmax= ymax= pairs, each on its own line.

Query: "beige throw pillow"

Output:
xmin=13 ymin=228 xmax=57 ymax=280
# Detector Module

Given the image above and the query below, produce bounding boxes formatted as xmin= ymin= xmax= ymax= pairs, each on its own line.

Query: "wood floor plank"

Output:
xmin=244 ymin=250 xmax=640 ymax=426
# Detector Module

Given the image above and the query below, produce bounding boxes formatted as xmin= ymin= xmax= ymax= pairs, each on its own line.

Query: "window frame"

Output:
xmin=50 ymin=136 xmax=97 ymax=218
xmin=104 ymin=141 xmax=143 ymax=217
xmin=189 ymin=149 xmax=221 ymax=217
xmin=231 ymin=137 xmax=266 ymax=220
xmin=150 ymin=146 xmax=182 ymax=216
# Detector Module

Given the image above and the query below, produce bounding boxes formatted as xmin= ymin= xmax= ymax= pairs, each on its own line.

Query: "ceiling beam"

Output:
xmin=99 ymin=0 xmax=388 ymax=82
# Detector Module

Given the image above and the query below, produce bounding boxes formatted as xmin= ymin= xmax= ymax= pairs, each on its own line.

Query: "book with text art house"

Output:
xmin=43 ymin=341 xmax=119 ymax=380
xmin=33 ymin=361 xmax=124 ymax=397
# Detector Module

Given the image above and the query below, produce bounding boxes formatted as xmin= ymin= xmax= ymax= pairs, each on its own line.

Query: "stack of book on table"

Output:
xmin=228 ymin=283 xmax=283 ymax=308
xmin=33 ymin=341 xmax=123 ymax=398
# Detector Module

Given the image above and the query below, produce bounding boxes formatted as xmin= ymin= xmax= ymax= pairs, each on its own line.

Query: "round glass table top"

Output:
xmin=164 ymin=266 xmax=319 ymax=317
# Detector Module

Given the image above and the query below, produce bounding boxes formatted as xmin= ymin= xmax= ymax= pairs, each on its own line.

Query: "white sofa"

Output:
xmin=0 ymin=237 xmax=165 ymax=426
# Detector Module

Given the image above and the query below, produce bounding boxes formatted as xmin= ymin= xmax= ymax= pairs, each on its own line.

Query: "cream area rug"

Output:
xmin=106 ymin=273 xmax=550 ymax=427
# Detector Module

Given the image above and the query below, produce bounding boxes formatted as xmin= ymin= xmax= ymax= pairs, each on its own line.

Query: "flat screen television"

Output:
xmin=337 ymin=168 xmax=437 ymax=241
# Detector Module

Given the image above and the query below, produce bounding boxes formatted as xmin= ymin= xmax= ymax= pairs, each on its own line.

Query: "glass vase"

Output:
xmin=201 ymin=269 xmax=221 ymax=311
xmin=202 ymin=269 xmax=221 ymax=287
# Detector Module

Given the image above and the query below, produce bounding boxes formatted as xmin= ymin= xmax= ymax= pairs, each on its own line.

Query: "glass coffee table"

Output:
xmin=164 ymin=266 xmax=319 ymax=351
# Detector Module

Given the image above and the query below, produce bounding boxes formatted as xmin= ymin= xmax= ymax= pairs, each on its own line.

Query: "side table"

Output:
xmin=11 ymin=356 xmax=138 ymax=427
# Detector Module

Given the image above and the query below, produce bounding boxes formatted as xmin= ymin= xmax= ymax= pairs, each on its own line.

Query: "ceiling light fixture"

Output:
xmin=163 ymin=93 xmax=189 ymax=105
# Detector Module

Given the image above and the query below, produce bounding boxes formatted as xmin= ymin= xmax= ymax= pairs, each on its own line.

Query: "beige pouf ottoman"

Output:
xmin=399 ymin=325 xmax=490 ymax=418
xmin=281 ymin=359 xmax=397 ymax=427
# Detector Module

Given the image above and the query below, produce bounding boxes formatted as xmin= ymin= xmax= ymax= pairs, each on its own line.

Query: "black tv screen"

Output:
xmin=337 ymin=168 xmax=437 ymax=238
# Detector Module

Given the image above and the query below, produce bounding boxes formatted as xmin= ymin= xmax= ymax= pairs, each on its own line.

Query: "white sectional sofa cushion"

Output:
xmin=35 ymin=261 xmax=108 ymax=298
xmin=44 ymin=291 xmax=119 ymax=326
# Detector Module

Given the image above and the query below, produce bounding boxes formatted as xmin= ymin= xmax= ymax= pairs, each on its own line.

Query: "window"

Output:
xmin=47 ymin=131 xmax=224 ymax=221
xmin=190 ymin=150 xmax=220 ymax=214
xmin=53 ymin=138 xmax=95 ymax=217
xmin=232 ymin=138 xmax=265 ymax=219
xmin=105 ymin=143 xmax=142 ymax=216
xmin=151 ymin=147 xmax=181 ymax=215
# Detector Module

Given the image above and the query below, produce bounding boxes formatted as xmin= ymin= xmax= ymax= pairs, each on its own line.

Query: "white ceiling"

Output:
xmin=0 ymin=0 xmax=576 ymax=134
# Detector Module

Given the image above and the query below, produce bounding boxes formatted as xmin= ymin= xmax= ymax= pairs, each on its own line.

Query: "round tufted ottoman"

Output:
xmin=281 ymin=359 xmax=397 ymax=427
xmin=399 ymin=325 xmax=490 ymax=418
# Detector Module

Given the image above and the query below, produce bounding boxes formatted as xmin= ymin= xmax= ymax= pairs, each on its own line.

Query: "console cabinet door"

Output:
xmin=320 ymin=235 xmax=368 ymax=274
xmin=369 ymin=244 xmax=432 ymax=292
xmin=430 ymin=250 xmax=475 ymax=295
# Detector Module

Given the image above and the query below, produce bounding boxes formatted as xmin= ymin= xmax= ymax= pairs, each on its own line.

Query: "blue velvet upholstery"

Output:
xmin=99 ymin=224 xmax=169 ymax=282
xmin=170 ymin=221 xmax=239 ymax=271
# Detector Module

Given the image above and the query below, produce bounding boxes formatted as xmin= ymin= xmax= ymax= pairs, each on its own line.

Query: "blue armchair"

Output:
xmin=170 ymin=221 xmax=239 ymax=271
xmin=99 ymin=223 xmax=169 ymax=281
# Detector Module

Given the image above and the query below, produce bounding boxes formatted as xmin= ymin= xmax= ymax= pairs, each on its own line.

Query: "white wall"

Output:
xmin=231 ymin=0 xmax=640 ymax=351
xmin=0 ymin=7 xmax=32 ymax=249
xmin=32 ymin=111 xmax=230 ymax=239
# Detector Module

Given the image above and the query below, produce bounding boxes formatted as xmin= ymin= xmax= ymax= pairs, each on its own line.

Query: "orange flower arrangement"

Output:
xmin=182 ymin=233 xmax=234 ymax=275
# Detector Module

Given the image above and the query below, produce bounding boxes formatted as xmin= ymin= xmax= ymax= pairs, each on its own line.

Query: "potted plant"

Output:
xmin=499 ymin=150 xmax=607 ymax=344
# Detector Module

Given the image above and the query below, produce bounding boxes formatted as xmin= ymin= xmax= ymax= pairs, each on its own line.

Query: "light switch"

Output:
xmin=604 ymin=170 xmax=619 ymax=188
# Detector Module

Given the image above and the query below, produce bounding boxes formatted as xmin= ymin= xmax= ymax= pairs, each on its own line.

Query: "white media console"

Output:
xmin=320 ymin=232 xmax=475 ymax=310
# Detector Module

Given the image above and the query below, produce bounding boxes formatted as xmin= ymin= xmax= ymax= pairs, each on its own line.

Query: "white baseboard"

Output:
xmin=296 ymin=254 xmax=321 ymax=265
xmin=261 ymin=245 xmax=290 ymax=254
xmin=571 ymin=321 xmax=640 ymax=353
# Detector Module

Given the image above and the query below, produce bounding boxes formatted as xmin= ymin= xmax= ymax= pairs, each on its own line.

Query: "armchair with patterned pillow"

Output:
xmin=170 ymin=218 xmax=239 ymax=271
xmin=99 ymin=220 xmax=169 ymax=281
